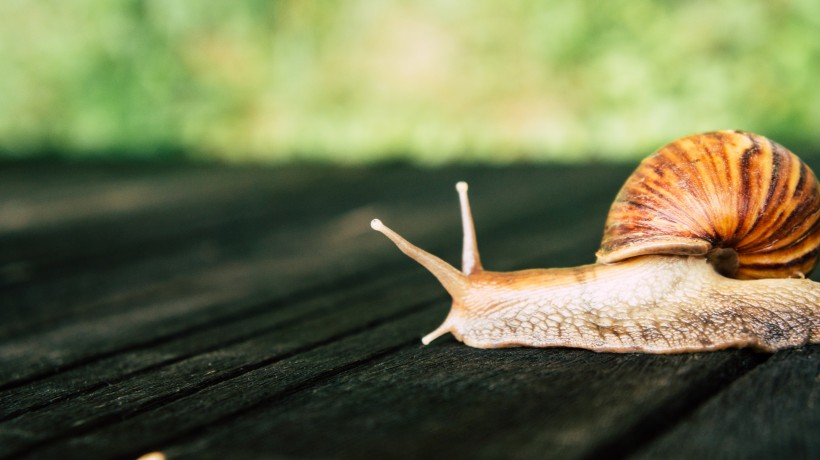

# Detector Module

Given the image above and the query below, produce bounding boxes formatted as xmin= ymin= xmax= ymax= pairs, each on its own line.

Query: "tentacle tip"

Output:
xmin=456 ymin=181 xmax=468 ymax=193
xmin=370 ymin=218 xmax=384 ymax=231
xmin=421 ymin=322 xmax=452 ymax=345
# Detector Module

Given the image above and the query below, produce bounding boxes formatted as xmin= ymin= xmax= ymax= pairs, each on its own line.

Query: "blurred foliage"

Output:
xmin=0 ymin=0 xmax=818 ymax=164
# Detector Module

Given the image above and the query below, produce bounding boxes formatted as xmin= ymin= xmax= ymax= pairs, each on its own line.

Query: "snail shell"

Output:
xmin=598 ymin=130 xmax=820 ymax=280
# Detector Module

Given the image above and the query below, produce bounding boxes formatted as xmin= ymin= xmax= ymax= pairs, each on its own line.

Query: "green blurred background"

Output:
xmin=0 ymin=0 xmax=818 ymax=164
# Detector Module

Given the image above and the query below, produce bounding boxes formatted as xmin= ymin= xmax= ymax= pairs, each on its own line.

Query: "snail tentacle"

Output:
xmin=457 ymin=181 xmax=483 ymax=275
xmin=370 ymin=218 xmax=468 ymax=300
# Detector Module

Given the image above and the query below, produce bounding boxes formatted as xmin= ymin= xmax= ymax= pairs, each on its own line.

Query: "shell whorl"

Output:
xmin=597 ymin=130 xmax=820 ymax=280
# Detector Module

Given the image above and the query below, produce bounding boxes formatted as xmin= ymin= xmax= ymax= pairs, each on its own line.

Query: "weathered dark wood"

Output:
xmin=0 ymin=165 xmax=620 ymax=385
xmin=159 ymin=349 xmax=765 ymax=460
xmin=634 ymin=345 xmax=820 ymax=459
xmin=0 ymin=162 xmax=816 ymax=460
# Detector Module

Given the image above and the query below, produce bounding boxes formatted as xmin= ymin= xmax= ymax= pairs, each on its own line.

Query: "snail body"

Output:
xmin=371 ymin=131 xmax=820 ymax=353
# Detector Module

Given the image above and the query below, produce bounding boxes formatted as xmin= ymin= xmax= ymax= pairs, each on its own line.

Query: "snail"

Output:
xmin=371 ymin=130 xmax=820 ymax=353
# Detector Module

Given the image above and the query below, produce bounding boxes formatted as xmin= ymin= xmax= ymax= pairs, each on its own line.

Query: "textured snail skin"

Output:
xmin=371 ymin=131 xmax=820 ymax=353
xmin=433 ymin=256 xmax=820 ymax=353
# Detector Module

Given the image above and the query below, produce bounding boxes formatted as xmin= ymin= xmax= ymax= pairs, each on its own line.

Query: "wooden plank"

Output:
xmin=0 ymin=164 xmax=356 ymax=237
xmin=0 ymin=169 xmax=314 ymax=335
xmin=0 ymin=267 xmax=428 ymax=418
xmin=12 ymin=324 xmax=764 ymax=460
xmin=157 ymin=349 xmax=763 ymax=460
xmin=0 ymin=165 xmax=623 ymax=384
xmin=0 ymin=164 xmax=636 ymax=456
xmin=0 ymin=165 xmax=456 ymax=339
xmin=633 ymin=345 xmax=820 ymax=459
xmin=0 ymin=204 xmax=609 ymax=425
xmin=0 ymin=274 xmax=442 ymax=457
xmin=0 ymin=166 xmax=402 ymax=333
xmin=0 ymin=173 xmax=616 ymax=411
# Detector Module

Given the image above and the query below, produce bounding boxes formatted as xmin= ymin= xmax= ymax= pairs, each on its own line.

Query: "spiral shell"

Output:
xmin=596 ymin=130 xmax=820 ymax=280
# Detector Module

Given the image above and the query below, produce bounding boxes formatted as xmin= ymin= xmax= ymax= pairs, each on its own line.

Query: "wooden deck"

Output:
xmin=0 ymin=161 xmax=818 ymax=460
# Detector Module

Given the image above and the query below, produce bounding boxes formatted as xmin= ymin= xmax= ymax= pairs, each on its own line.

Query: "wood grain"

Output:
xmin=634 ymin=345 xmax=820 ymax=459
xmin=0 ymin=161 xmax=816 ymax=460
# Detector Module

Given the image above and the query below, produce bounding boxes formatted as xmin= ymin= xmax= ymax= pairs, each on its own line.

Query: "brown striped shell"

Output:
xmin=596 ymin=130 xmax=820 ymax=280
